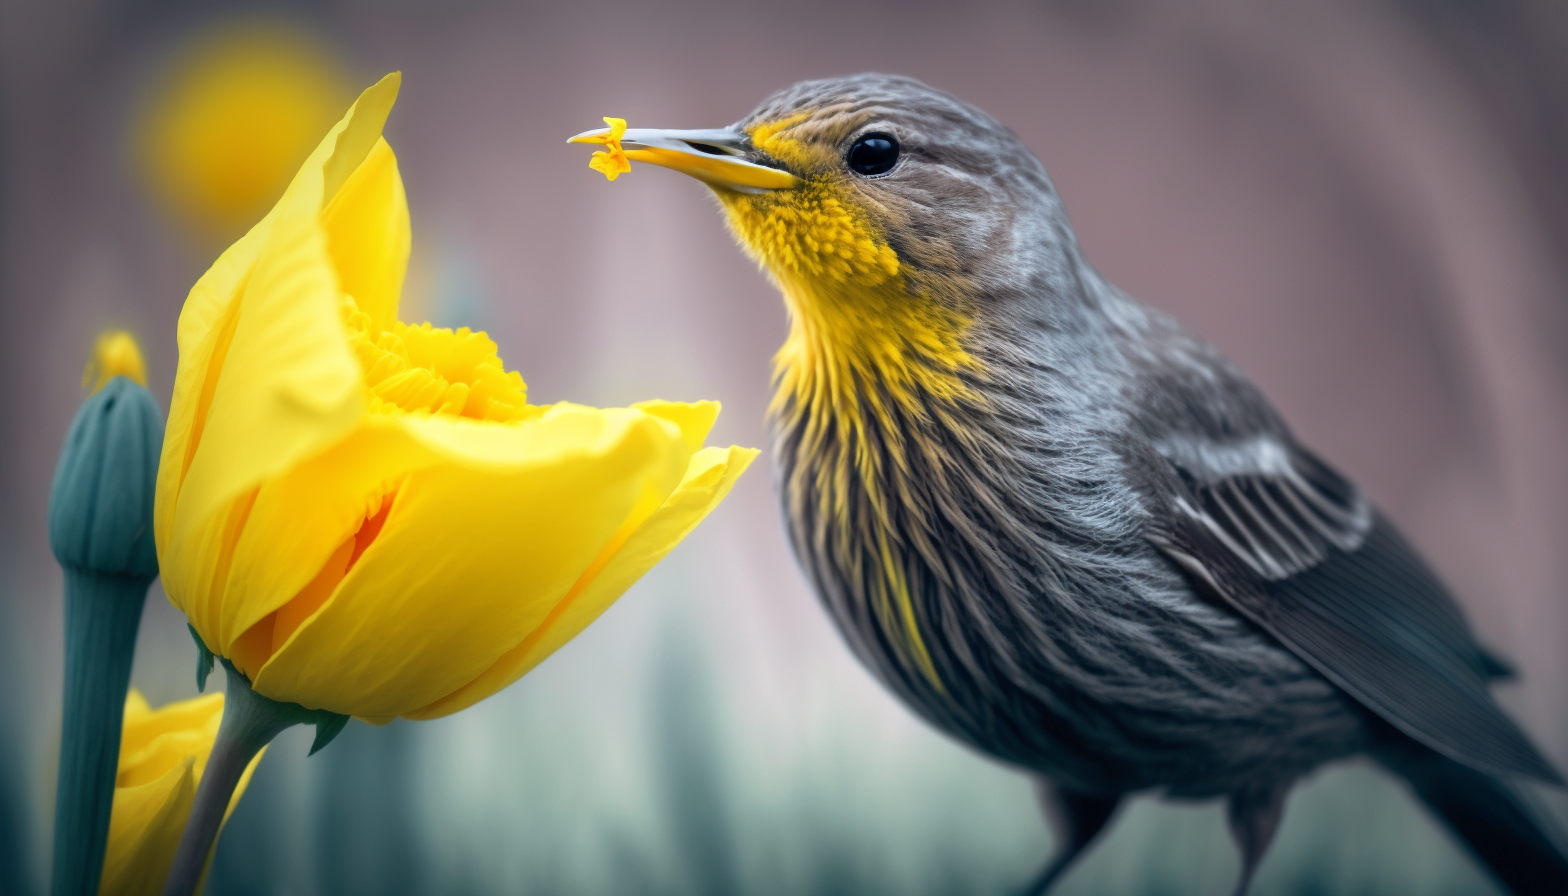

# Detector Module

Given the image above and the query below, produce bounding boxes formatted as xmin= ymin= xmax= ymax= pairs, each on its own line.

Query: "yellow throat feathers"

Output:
xmin=721 ymin=116 xmax=979 ymax=694
xmin=724 ymin=116 xmax=976 ymax=433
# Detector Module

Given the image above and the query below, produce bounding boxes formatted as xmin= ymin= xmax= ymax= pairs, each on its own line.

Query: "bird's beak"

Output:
xmin=567 ymin=126 xmax=797 ymax=194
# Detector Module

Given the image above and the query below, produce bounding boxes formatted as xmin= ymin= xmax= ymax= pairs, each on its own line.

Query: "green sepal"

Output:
xmin=310 ymin=711 xmax=350 ymax=755
xmin=190 ymin=624 xmax=214 ymax=692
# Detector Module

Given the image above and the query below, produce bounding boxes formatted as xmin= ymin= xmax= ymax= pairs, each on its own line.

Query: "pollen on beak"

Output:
xmin=568 ymin=126 xmax=797 ymax=193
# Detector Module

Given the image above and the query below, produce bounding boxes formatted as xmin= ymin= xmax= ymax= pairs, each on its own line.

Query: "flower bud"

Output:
xmin=49 ymin=333 xmax=162 ymax=581
xmin=49 ymin=331 xmax=167 ymax=896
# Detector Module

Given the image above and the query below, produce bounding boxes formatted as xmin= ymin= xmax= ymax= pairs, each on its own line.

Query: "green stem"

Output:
xmin=50 ymin=569 xmax=148 ymax=896
xmin=161 ymin=661 xmax=316 ymax=896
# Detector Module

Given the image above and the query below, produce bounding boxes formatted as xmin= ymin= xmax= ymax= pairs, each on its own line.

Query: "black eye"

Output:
xmin=847 ymin=133 xmax=899 ymax=176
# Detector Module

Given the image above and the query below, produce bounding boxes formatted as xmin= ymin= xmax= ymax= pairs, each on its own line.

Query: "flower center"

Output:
xmin=227 ymin=303 xmax=538 ymax=679
xmin=342 ymin=297 xmax=534 ymax=422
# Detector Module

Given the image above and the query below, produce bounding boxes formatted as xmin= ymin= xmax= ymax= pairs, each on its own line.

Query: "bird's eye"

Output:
xmin=847 ymin=133 xmax=899 ymax=176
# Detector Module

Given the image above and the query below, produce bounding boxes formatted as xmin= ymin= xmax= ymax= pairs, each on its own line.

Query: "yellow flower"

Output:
xmin=153 ymin=74 xmax=756 ymax=723
xmin=99 ymin=691 xmax=263 ymax=896
xmin=583 ymin=116 xmax=632 ymax=181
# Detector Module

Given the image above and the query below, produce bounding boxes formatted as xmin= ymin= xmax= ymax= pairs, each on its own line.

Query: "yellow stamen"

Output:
xmin=340 ymin=297 xmax=534 ymax=422
xmin=581 ymin=116 xmax=631 ymax=181
xmin=84 ymin=330 xmax=148 ymax=394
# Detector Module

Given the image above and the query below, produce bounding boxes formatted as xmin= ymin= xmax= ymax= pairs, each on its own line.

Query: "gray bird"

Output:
xmin=573 ymin=74 xmax=1568 ymax=895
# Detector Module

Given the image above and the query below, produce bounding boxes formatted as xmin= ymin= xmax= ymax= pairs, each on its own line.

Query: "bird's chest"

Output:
xmin=769 ymin=397 xmax=973 ymax=708
xmin=769 ymin=393 xmax=1338 ymax=790
xmin=768 ymin=396 xmax=1091 ymax=767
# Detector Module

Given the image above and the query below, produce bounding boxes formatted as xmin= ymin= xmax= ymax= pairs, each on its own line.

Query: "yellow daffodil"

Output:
xmin=582 ymin=117 xmax=631 ymax=181
xmin=99 ymin=691 xmax=262 ymax=896
xmin=153 ymin=73 xmax=756 ymax=724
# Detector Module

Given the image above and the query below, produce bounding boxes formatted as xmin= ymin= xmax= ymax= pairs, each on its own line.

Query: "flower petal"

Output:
xmin=162 ymin=75 xmax=402 ymax=641
xmin=322 ymin=137 xmax=409 ymax=335
xmin=320 ymin=74 xmax=400 ymax=211
xmin=389 ymin=402 xmax=673 ymax=471
xmin=116 ymin=691 xmax=223 ymax=786
xmin=218 ymin=404 xmax=717 ymax=663
xmin=216 ymin=420 xmax=442 ymax=657
xmin=406 ymin=443 xmax=757 ymax=720
xmin=631 ymin=400 xmax=719 ymax=454
xmin=251 ymin=407 xmax=693 ymax=718
xmin=100 ymin=758 xmax=194 ymax=896
xmin=155 ymin=204 xmax=277 ymax=556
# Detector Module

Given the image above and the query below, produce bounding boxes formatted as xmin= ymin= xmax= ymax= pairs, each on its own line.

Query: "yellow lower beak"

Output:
xmin=568 ymin=127 xmax=797 ymax=193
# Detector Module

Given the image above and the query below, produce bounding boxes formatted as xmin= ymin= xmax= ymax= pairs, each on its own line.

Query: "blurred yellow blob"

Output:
xmin=132 ymin=21 xmax=351 ymax=240
xmin=99 ymin=690 xmax=263 ymax=896
xmin=83 ymin=330 xmax=148 ymax=394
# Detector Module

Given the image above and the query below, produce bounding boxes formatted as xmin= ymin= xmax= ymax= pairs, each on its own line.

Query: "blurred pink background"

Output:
xmin=2 ymin=2 xmax=1565 ymax=893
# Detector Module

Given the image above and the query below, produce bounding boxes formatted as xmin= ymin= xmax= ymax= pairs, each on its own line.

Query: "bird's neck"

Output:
xmin=768 ymin=274 xmax=984 ymax=695
xmin=769 ymin=275 xmax=978 ymax=440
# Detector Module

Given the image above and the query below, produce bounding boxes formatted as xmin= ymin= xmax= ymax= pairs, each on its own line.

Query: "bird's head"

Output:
xmin=570 ymin=75 xmax=1084 ymax=696
xmin=571 ymin=74 xmax=1079 ymax=415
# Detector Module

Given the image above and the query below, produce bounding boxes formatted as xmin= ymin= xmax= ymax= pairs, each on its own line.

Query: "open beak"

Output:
xmin=567 ymin=126 xmax=797 ymax=193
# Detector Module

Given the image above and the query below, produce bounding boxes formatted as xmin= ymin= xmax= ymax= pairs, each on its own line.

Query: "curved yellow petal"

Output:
xmin=388 ymin=402 xmax=685 ymax=471
xmin=161 ymin=75 xmax=402 ymax=642
xmin=100 ymin=758 xmax=194 ymax=896
xmin=118 ymin=689 xmax=155 ymax=747
xmin=217 ymin=421 xmax=443 ymax=657
xmin=155 ymin=204 xmax=277 ymax=555
xmin=322 ymin=137 xmax=409 ymax=334
xmin=407 ymin=444 xmax=757 ymax=720
xmin=631 ymin=400 xmax=719 ymax=454
xmin=218 ymin=405 xmax=713 ymax=675
xmin=251 ymin=408 xmax=693 ymax=718
xmin=319 ymin=74 xmax=400 ymax=213
xmin=117 ymin=692 xmax=223 ymax=787
xmin=118 ymin=690 xmax=219 ymax=748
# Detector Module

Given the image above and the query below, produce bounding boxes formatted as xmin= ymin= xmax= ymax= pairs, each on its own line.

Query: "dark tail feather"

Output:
xmin=1387 ymin=743 xmax=1568 ymax=896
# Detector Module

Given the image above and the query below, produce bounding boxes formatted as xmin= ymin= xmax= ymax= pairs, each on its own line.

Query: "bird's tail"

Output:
xmin=1383 ymin=741 xmax=1568 ymax=896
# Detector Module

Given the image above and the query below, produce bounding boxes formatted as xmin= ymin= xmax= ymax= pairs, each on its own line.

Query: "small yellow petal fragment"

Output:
xmin=583 ymin=116 xmax=631 ymax=182
xmin=84 ymin=330 xmax=149 ymax=394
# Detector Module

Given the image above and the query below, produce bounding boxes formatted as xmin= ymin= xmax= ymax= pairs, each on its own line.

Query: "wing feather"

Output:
xmin=1148 ymin=437 xmax=1560 ymax=784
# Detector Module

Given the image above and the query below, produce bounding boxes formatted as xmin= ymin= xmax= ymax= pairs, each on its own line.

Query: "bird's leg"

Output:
xmin=1225 ymin=781 xmax=1290 ymax=896
xmin=1017 ymin=777 xmax=1122 ymax=896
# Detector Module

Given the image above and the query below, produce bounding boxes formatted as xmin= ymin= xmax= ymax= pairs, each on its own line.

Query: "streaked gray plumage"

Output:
xmin=620 ymin=73 xmax=1568 ymax=895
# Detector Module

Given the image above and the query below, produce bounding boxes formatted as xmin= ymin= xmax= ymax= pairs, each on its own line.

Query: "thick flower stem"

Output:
xmin=51 ymin=569 xmax=148 ymax=896
xmin=161 ymin=662 xmax=316 ymax=896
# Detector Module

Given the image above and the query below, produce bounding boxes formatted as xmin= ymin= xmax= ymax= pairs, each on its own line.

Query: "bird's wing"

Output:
xmin=1143 ymin=433 xmax=1560 ymax=783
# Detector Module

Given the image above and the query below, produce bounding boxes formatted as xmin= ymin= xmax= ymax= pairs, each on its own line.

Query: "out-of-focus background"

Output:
xmin=3 ymin=1 xmax=1567 ymax=893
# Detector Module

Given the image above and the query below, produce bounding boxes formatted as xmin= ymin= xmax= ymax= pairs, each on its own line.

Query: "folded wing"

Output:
xmin=1146 ymin=434 xmax=1559 ymax=784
